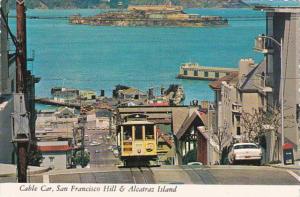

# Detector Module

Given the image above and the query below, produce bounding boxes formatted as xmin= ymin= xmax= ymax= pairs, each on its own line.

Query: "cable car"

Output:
xmin=117 ymin=114 xmax=157 ymax=166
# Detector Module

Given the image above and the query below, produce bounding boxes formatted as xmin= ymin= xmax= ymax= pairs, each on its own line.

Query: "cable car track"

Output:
xmin=130 ymin=167 xmax=153 ymax=184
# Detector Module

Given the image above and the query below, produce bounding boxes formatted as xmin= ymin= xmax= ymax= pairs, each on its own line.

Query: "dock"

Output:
xmin=35 ymin=98 xmax=81 ymax=109
xmin=177 ymin=62 xmax=238 ymax=81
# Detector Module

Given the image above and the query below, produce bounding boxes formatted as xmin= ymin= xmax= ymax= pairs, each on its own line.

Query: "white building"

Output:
xmin=37 ymin=141 xmax=73 ymax=169
xmin=0 ymin=0 xmax=17 ymax=164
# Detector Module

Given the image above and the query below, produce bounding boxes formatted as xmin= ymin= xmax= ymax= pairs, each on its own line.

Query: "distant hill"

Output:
xmin=8 ymin=0 xmax=249 ymax=9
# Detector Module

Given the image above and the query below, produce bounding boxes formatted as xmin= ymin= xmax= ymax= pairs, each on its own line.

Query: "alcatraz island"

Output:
xmin=69 ymin=4 xmax=228 ymax=27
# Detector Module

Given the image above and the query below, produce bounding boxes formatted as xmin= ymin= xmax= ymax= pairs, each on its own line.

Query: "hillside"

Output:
xmin=8 ymin=0 xmax=249 ymax=9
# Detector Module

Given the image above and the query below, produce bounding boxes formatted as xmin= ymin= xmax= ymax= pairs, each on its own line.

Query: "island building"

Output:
xmin=177 ymin=62 xmax=239 ymax=81
xmin=254 ymin=6 xmax=300 ymax=160
xmin=69 ymin=4 xmax=228 ymax=28
xmin=127 ymin=4 xmax=183 ymax=12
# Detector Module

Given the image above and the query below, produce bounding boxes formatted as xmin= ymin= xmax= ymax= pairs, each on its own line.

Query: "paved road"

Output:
xmin=2 ymin=121 xmax=300 ymax=185
xmin=85 ymin=120 xmax=118 ymax=168
xmin=24 ymin=165 xmax=300 ymax=185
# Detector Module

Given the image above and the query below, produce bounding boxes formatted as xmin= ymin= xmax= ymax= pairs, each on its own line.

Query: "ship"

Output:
xmin=69 ymin=5 xmax=228 ymax=27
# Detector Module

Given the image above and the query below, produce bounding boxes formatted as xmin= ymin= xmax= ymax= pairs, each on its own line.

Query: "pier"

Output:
xmin=35 ymin=98 xmax=81 ymax=109
xmin=177 ymin=62 xmax=238 ymax=81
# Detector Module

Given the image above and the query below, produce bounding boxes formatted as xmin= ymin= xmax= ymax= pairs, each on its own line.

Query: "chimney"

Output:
xmin=238 ymin=58 xmax=255 ymax=79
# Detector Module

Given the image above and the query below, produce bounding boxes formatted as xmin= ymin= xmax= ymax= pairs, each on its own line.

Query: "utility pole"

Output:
xmin=16 ymin=0 xmax=27 ymax=93
xmin=78 ymin=112 xmax=86 ymax=167
xmin=16 ymin=0 xmax=28 ymax=183
xmin=109 ymin=110 xmax=112 ymax=136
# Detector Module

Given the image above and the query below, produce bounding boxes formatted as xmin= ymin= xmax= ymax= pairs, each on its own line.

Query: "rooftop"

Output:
xmin=239 ymin=60 xmax=266 ymax=92
xmin=119 ymin=87 xmax=146 ymax=95
xmin=254 ymin=6 xmax=300 ymax=13
xmin=181 ymin=62 xmax=238 ymax=72
xmin=37 ymin=145 xmax=73 ymax=152
xmin=209 ymin=72 xmax=239 ymax=90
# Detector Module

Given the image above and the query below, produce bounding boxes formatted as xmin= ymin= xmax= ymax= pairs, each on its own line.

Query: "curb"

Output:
xmin=28 ymin=167 xmax=51 ymax=176
xmin=0 ymin=167 xmax=51 ymax=178
xmin=0 ymin=172 xmax=16 ymax=178
xmin=268 ymin=164 xmax=300 ymax=170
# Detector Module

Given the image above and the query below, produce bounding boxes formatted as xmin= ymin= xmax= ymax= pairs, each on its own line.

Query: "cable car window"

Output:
xmin=123 ymin=125 xmax=132 ymax=141
xmin=145 ymin=125 xmax=154 ymax=139
xmin=135 ymin=125 xmax=143 ymax=140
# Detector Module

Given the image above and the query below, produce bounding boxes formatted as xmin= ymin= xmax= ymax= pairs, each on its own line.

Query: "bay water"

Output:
xmin=9 ymin=8 xmax=267 ymax=107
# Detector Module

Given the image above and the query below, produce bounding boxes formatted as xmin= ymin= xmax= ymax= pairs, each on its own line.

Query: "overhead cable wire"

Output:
xmin=5 ymin=15 xmax=300 ymax=22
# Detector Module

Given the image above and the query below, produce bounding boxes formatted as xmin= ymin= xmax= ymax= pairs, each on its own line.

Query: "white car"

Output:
xmin=228 ymin=143 xmax=262 ymax=165
xmin=90 ymin=142 xmax=100 ymax=146
xmin=187 ymin=162 xmax=203 ymax=166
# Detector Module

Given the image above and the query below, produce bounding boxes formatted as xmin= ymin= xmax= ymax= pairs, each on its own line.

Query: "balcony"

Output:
xmin=252 ymin=74 xmax=273 ymax=93
xmin=232 ymin=102 xmax=242 ymax=114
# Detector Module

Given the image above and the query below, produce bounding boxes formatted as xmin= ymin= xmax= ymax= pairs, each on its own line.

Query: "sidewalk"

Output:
xmin=0 ymin=163 xmax=50 ymax=177
xmin=269 ymin=163 xmax=300 ymax=170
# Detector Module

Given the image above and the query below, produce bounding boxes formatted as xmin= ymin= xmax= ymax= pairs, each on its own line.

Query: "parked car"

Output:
xmin=228 ymin=143 xmax=262 ymax=165
xmin=187 ymin=162 xmax=203 ymax=166
xmin=90 ymin=142 xmax=100 ymax=146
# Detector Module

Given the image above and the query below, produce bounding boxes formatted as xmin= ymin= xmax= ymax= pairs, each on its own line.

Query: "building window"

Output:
xmin=194 ymin=70 xmax=198 ymax=76
xmin=237 ymin=127 xmax=241 ymax=135
xmin=236 ymin=116 xmax=240 ymax=122
xmin=261 ymin=96 xmax=265 ymax=106
xmin=11 ymin=80 xmax=14 ymax=92
xmin=297 ymin=105 xmax=300 ymax=122
xmin=184 ymin=70 xmax=188 ymax=75
xmin=204 ymin=72 xmax=208 ymax=77
xmin=215 ymin=72 xmax=219 ymax=78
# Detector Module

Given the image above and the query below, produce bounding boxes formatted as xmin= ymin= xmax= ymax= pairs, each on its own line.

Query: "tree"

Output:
xmin=241 ymin=108 xmax=266 ymax=143
xmin=213 ymin=122 xmax=231 ymax=164
xmin=241 ymin=105 xmax=293 ymax=162
xmin=72 ymin=150 xmax=90 ymax=168
xmin=27 ymin=143 xmax=44 ymax=166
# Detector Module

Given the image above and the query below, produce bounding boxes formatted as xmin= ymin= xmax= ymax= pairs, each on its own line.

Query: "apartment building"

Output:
xmin=209 ymin=59 xmax=267 ymax=141
xmin=254 ymin=6 xmax=300 ymax=158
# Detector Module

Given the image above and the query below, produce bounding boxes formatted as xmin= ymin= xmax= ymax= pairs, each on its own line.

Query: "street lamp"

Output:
xmin=257 ymin=35 xmax=284 ymax=165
